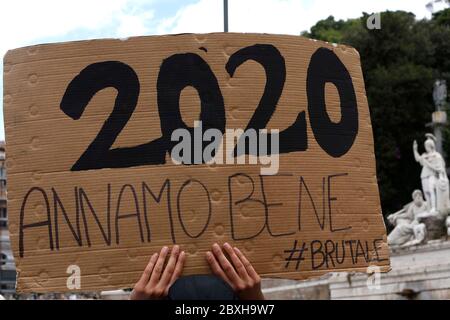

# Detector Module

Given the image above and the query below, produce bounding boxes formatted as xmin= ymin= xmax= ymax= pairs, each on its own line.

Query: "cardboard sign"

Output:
xmin=3 ymin=33 xmax=390 ymax=292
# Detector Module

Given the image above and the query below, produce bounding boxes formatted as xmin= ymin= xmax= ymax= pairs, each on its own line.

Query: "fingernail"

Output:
xmin=206 ymin=251 xmax=212 ymax=259
xmin=213 ymin=243 xmax=220 ymax=250
xmin=173 ymin=245 xmax=180 ymax=254
xmin=224 ymin=242 xmax=230 ymax=248
xmin=234 ymin=247 xmax=240 ymax=253
xmin=162 ymin=246 xmax=168 ymax=253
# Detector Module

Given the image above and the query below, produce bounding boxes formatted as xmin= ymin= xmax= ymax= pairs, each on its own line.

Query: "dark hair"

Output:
xmin=168 ymin=275 xmax=238 ymax=300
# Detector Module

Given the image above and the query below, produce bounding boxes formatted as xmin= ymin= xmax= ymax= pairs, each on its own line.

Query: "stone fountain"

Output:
xmin=387 ymin=133 xmax=450 ymax=247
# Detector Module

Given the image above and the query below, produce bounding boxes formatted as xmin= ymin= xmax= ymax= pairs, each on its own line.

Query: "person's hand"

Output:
xmin=206 ymin=243 xmax=264 ymax=300
xmin=130 ymin=245 xmax=185 ymax=300
xmin=387 ymin=214 xmax=396 ymax=224
xmin=413 ymin=140 xmax=418 ymax=151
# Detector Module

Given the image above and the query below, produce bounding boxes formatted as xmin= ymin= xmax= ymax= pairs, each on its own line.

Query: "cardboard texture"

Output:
xmin=3 ymin=33 xmax=390 ymax=292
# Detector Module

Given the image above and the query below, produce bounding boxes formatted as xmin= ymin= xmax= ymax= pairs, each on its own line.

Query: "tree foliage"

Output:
xmin=302 ymin=9 xmax=450 ymax=217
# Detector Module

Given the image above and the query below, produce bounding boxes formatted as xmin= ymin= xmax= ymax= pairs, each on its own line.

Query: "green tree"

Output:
xmin=301 ymin=15 xmax=360 ymax=43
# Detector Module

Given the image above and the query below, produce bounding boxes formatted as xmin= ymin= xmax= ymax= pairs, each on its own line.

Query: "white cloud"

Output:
xmin=156 ymin=0 xmax=223 ymax=34
xmin=0 ymin=0 xmax=156 ymax=54
xmin=116 ymin=10 xmax=155 ymax=38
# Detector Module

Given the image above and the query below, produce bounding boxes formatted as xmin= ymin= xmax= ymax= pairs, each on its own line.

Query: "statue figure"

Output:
xmin=433 ymin=79 xmax=447 ymax=109
xmin=387 ymin=190 xmax=427 ymax=247
xmin=413 ymin=133 xmax=450 ymax=214
xmin=388 ymin=133 xmax=450 ymax=246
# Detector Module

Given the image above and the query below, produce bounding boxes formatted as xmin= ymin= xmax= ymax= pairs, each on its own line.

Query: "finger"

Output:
xmin=223 ymin=242 xmax=249 ymax=279
xmin=149 ymin=246 xmax=169 ymax=285
xmin=169 ymin=250 xmax=186 ymax=287
xmin=136 ymin=253 xmax=158 ymax=286
xmin=159 ymin=245 xmax=180 ymax=286
xmin=137 ymin=253 xmax=158 ymax=285
xmin=211 ymin=243 xmax=241 ymax=284
xmin=234 ymin=246 xmax=259 ymax=280
xmin=205 ymin=250 xmax=233 ymax=288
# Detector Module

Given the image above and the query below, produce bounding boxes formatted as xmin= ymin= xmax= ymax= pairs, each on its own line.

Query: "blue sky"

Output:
xmin=0 ymin=0 xmax=443 ymax=141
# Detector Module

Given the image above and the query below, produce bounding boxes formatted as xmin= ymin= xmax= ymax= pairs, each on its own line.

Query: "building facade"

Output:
xmin=0 ymin=141 xmax=16 ymax=293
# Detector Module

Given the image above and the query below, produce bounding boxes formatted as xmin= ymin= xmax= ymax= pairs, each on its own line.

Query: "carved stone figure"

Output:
xmin=387 ymin=190 xmax=427 ymax=246
xmin=413 ymin=133 xmax=450 ymax=214
xmin=433 ymin=79 xmax=447 ymax=108
xmin=388 ymin=133 xmax=450 ymax=247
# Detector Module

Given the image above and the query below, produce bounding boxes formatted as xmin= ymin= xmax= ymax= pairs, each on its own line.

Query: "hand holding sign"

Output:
xmin=130 ymin=243 xmax=263 ymax=300
xmin=130 ymin=245 xmax=186 ymax=300
xmin=206 ymin=243 xmax=264 ymax=300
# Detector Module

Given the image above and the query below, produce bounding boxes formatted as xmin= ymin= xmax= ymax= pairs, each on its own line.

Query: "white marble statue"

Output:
xmin=413 ymin=133 xmax=450 ymax=214
xmin=388 ymin=134 xmax=450 ymax=247
xmin=387 ymin=190 xmax=427 ymax=247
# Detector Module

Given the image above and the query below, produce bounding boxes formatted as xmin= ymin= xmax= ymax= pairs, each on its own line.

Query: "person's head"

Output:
xmin=168 ymin=275 xmax=238 ymax=300
xmin=425 ymin=137 xmax=436 ymax=153
xmin=412 ymin=190 xmax=423 ymax=206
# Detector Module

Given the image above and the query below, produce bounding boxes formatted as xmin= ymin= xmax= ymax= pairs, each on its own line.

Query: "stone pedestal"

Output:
xmin=420 ymin=215 xmax=446 ymax=240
